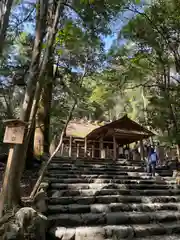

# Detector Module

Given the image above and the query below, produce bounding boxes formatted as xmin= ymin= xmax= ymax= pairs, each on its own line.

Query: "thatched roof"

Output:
xmin=65 ymin=119 xmax=107 ymax=138
xmin=65 ymin=116 xmax=155 ymax=144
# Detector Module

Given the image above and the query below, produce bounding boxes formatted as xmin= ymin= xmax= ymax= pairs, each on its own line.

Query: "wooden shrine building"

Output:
xmin=60 ymin=115 xmax=154 ymax=160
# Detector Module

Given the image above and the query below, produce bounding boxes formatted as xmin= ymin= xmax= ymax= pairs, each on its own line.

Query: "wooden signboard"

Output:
xmin=3 ymin=119 xmax=26 ymax=144
xmin=0 ymin=119 xmax=27 ymax=217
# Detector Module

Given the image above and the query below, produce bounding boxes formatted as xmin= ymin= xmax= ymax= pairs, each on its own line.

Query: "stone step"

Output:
xmin=45 ymin=173 xmax=153 ymax=179
xmin=46 ymin=177 xmax=176 ymax=185
xmin=48 ymin=202 xmax=180 ymax=214
xmin=50 ymin=183 xmax=178 ymax=190
xmin=49 ymin=195 xmax=180 ymax=205
xmin=48 ymin=164 xmax=144 ymax=171
xmin=47 ymin=170 xmax=173 ymax=178
xmin=135 ymin=236 xmax=180 ymax=240
xmin=51 ymin=158 xmax=143 ymax=164
xmin=44 ymin=176 xmax=172 ymax=185
xmin=49 ymin=188 xmax=180 ymax=197
xmin=47 ymin=169 xmax=145 ymax=175
xmin=50 ymin=161 xmax=143 ymax=167
xmin=45 ymin=174 xmax=176 ymax=181
xmin=46 ymin=170 xmax=153 ymax=177
xmin=48 ymin=210 xmax=180 ymax=227
xmin=49 ymin=222 xmax=180 ymax=239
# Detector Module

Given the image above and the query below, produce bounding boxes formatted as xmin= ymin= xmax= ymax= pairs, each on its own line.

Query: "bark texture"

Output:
xmin=34 ymin=64 xmax=53 ymax=157
xmin=0 ymin=0 xmax=49 ymax=216
xmin=0 ymin=0 xmax=13 ymax=55
xmin=0 ymin=0 xmax=65 ymax=216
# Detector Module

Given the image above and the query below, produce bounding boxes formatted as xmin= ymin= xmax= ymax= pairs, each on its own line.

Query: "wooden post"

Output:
xmin=60 ymin=143 xmax=64 ymax=156
xmin=69 ymin=136 xmax=72 ymax=158
xmin=92 ymin=144 xmax=95 ymax=158
xmin=99 ymin=137 xmax=103 ymax=159
xmin=77 ymin=143 xmax=80 ymax=158
xmin=84 ymin=137 xmax=87 ymax=158
xmin=139 ymin=140 xmax=144 ymax=161
xmin=106 ymin=146 xmax=109 ymax=159
xmin=113 ymin=135 xmax=117 ymax=160
xmin=0 ymin=119 xmax=26 ymax=217
xmin=0 ymin=145 xmax=14 ymax=217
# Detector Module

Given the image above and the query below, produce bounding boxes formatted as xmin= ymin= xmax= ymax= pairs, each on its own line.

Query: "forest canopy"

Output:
xmin=1 ymin=0 xmax=180 ymax=148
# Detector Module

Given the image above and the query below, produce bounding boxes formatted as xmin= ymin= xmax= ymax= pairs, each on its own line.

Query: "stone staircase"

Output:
xmin=44 ymin=157 xmax=180 ymax=240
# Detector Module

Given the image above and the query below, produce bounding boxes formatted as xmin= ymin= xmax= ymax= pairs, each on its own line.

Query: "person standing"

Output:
xmin=148 ymin=147 xmax=158 ymax=177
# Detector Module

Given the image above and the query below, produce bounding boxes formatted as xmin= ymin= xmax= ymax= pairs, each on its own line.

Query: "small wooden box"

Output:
xmin=3 ymin=119 xmax=27 ymax=144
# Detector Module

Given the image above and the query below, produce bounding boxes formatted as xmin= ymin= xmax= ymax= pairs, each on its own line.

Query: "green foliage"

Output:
xmin=106 ymin=0 xmax=180 ymax=146
xmin=3 ymin=0 xmax=180 ymax=149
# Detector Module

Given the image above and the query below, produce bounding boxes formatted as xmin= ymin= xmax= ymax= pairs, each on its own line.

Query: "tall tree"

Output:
xmin=1 ymin=0 xmax=132 ymax=214
xmin=0 ymin=0 xmax=13 ymax=55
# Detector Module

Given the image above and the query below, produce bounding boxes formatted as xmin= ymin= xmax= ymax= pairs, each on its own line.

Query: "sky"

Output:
xmin=103 ymin=8 xmax=139 ymax=52
xmin=104 ymin=34 xmax=117 ymax=52
xmin=22 ymin=5 xmax=138 ymax=54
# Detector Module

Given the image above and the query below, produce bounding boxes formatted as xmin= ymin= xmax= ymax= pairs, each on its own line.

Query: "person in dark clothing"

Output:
xmin=148 ymin=147 xmax=158 ymax=177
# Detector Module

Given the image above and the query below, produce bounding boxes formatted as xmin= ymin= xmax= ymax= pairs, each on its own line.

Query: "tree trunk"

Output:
xmin=0 ymin=0 xmax=65 ymax=215
xmin=164 ymin=65 xmax=180 ymax=161
xmin=34 ymin=64 xmax=53 ymax=157
xmin=26 ymin=121 xmax=35 ymax=169
xmin=0 ymin=0 xmax=13 ymax=55
xmin=0 ymin=0 xmax=49 ymax=216
xmin=30 ymin=100 xmax=77 ymax=199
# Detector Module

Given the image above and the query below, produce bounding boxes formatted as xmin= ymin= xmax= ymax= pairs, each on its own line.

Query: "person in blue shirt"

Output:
xmin=148 ymin=147 xmax=158 ymax=177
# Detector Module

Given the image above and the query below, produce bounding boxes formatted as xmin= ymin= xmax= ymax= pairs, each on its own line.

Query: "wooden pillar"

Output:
xmin=69 ymin=136 xmax=72 ymax=158
xmin=113 ymin=135 xmax=117 ymax=160
xmin=84 ymin=137 xmax=87 ymax=157
xmin=106 ymin=146 xmax=109 ymax=159
xmin=77 ymin=143 xmax=79 ymax=158
xmin=139 ymin=140 xmax=144 ymax=161
xmin=99 ymin=137 xmax=103 ymax=159
xmin=92 ymin=144 xmax=95 ymax=158
xmin=60 ymin=143 xmax=64 ymax=156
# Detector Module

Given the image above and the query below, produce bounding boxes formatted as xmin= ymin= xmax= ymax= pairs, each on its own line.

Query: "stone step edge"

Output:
xmin=47 ymin=202 xmax=180 ymax=213
xmin=49 ymin=163 xmax=144 ymax=166
xmin=45 ymin=174 xmax=160 ymax=179
xmin=45 ymin=178 xmax=177 ymax=184
xmin=50 ymin=183 xmax=178 ymax=188
xmin=48 ymin=194 xmax=180 ymax=203
xmin=46 ymin=174 xmax=168 ymax=180
xmin=48 ymin=163 xmax=143 ymax=170
xmin=49 ymin=222 xmax=180 ymax=239
xmin=46 ymin=172 xmax=169 ymax=176
xmin=46 ymin=170 xmax=147 ymax=174
xmin=49 ymin=189 xmax=180 ymax=196
xmin=135 ymin=236 xmax=180 ymax=240
xmin=47 ymin=210 xmax=180 ymax=224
